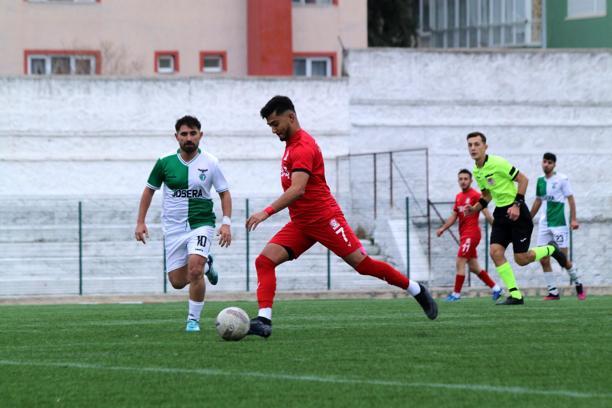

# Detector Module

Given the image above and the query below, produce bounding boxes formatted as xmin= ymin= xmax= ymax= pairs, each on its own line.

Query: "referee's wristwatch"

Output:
xmin=513 ymin=193 xmax=525 ymax=207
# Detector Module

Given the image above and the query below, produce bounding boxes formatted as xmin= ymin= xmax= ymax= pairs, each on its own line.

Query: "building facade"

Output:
xmin=419 ymin=0 xmax=612 ymax=49
xmin=0 ymin=0 xmax=366 ymax=77
xmin=418 ymin=0 xmax=543 ymax=48
xmin=547 ymin=0 xmax=612 ymax=48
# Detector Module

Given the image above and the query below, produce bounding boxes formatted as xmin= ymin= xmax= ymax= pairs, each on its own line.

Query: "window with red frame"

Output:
xmin=200 ymin=52 xmax=227 ymax=73
xmin=155 ymin=52 xmax=179 ymax=74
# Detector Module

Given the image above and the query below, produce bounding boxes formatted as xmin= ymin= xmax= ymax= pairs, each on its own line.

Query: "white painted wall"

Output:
xmin=346 ymin=48 xmax=612 ymax=287
xmin=1 ymin=48 xmax=611 ymax=294
xmin=0 ymin=76 xmax=350 ymax=197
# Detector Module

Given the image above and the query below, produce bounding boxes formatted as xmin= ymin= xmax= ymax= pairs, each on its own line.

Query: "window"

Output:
xmin=292 ymin=0 xmax=334 ymax=5
xmin=155 ymin=51 xmax=179 ymax=74
xmin=293 ymin=54 xmax=335 ymax=77
xmin=25 ymin=51 xmax=99 ymax=75
xmin=420 ymin=0 xmax=540 ymax=48
xmin=27 ymin=0 xmax=99 ymax=3
xmin=567 ymin=0 xmax=606 ymax=19
xmin=199 ymin=51 xmax=227 ymax=73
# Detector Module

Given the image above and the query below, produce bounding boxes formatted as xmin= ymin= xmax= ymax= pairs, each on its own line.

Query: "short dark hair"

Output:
xmin=458 ymin=169 xmax=472 ymax=178
xmin=260 ymin=95 xmax=295 ymax=119
xmin=175 ymin=115 xmax=201 ymax=132
xmin=466 ymin=131 xmax=486 ymax=143
xmin=543 ymin=152 xmax=557 ymax=162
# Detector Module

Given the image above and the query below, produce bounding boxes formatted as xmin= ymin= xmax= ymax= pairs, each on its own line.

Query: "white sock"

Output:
xmin=258 ymin=307 xmax=272 ymax=321
xmin=188 ymin=299 xmax=204 ymax=321
xmin=407 ymin=280 xmax=421 ymax=296
xmin=203 ymin=262 xmax=210 ymax=273
xmin=492 ymin=284 xmax=501 ymax=292
xmin=544 ymin=273 xmax=559 ymax=295
xmin=452 ymin=292 xmax=461 ymax=298
xmin=567 ymin=266 xmax=581 ymax=285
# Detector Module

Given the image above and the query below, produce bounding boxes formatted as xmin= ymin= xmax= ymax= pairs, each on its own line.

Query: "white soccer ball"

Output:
xmin=215 ymin=307 xmax=250 ymax=341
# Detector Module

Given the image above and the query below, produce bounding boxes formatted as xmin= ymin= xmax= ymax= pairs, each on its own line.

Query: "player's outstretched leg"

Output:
xmin=354 ymin=256 xmax=438 ymax=320
xmin=494 ymin=262 xmax=524 ymax=305
xmin=468 ymin=259 xmax=503 ymax=301
xmin=413 ymin=283 xmax=438 ymax=320
xmin=571 ymin=268 xmax=586 ymax=301
xmin=562 ymin=251 xmax=586 ymax=301
xmin=446 ymin=273 xmax=463 ymax=302
xmin=545 ymin=241 xmax=569 ymax=269
xmin=247 ymin=254 xmax=275 ymax=338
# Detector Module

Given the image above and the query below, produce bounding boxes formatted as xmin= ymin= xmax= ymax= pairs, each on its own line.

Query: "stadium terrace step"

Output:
xmin=0 ymin=239 xmax=380 ymax=258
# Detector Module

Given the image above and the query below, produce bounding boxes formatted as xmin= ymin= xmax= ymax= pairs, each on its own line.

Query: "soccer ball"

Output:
xmin=215 ymin=307 xmax=250 ymax=341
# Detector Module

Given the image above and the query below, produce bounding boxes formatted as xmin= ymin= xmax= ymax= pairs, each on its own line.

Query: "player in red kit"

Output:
xmin=245 ymin=96 xmax=438 ymax=338
xmin=436 ymin=169 xmax=503 ymax=302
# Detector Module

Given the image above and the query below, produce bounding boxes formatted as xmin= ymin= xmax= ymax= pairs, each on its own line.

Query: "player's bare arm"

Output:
xmin=135 ymin=187 xmax=155 ymax=244
xmin=568 ymin=195 xmax=579 ymax=230
xmin=507 ymin=172 xmax=528 ymax=221
xmin=246 ymin=171 xmax=309 ymax=231
xmin=437 ymin=212 xmax=458 ymax=237
xmin=465 ymin=189 xmax=491 ymax=215
xmin=530 ymin=197 xmax=542 ymax=219
xmin=218 ymin=190 xmax=233 ymax=247
xmin=482 ymin=207 xmax=494 ymax=225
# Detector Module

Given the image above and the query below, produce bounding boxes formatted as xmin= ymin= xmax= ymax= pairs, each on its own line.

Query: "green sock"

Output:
xmin=497 ymin=262 xmax=522 ymax=299
xmin=531 ymin=245 xmax=555 ymax=262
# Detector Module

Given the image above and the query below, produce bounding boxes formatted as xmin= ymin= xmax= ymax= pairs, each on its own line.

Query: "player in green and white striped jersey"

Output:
xmin=530 ymin=153 xmax=585 ymax=300
xmin=135 ymin=115 xmax=233 ymax=332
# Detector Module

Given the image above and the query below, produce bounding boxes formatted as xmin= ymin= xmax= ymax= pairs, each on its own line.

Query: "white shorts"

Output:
xmin=536 ymin=225 xmax=569 ymax=248
xmin=164 ymin=226 xmax=214 ymax=273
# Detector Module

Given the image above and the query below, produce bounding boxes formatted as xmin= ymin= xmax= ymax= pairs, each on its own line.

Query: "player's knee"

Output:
xmin=187 ymin=265 xmax=203 ymax=282
xmin=514 ymin=254 xmax=530 ymax=266
xmin=168 ymin=274 xmax=187 ymax=289
xmin=489 ymin=247 xmax=503 ymax=261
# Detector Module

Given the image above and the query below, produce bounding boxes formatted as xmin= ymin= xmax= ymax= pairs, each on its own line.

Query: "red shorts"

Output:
xmin=269 ymin=216 xmax=363 ymax=259
xmin=457 ymin=235 xmax=480 ymax=259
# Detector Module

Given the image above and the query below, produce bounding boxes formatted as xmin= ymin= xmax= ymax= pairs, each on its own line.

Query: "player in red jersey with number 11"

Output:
xmin=245 ymin=96 xmax=438 ymax=338
xmin=436 ymin=169 xmax=503 ymax=302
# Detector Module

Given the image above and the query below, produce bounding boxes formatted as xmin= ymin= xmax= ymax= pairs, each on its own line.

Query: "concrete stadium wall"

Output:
xmin=346 ymin=48 xmax=612 ymax=287
xmin=1 ymin=48 xmax=611 ymax=293
xmin=0 ymin=76 xmax=350 ymax=198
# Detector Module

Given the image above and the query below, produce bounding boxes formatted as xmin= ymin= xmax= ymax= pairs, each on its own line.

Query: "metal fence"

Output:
xmin=0 ymin=196 xmax=394 ymax=296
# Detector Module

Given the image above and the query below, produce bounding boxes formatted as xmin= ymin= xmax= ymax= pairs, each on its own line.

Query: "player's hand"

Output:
xmin=135 ymin=222 xmax=149 ymax=244
xmin=217 ymin=224 xmax=232 ymax=247
xmin=464 ymin=205 xmax=477 ymax=216
xmin=571 ymin=219 xmax=580 ymax=230
xmin=436 ymin=228 xmax=444 ymax=237
xmin=507 ymin=205 xmax=520 ymax=221
xmin=246 ymin=211 xmax=269 ymax=232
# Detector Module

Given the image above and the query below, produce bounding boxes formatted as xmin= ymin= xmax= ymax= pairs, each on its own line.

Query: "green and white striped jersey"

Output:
xmin=535 ymin=172 xmax=573 ymax=227
xmin=146 ymin=149 xmax=229 ymax=233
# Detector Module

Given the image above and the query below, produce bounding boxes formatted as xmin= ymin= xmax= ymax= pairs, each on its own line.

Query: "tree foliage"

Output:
xmin=368 ymin=0 xmax=419 ymax=47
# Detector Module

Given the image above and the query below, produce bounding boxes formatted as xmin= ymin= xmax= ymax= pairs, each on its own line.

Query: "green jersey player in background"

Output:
xmin=135 ymin=115 xmax=233 ymax=332
xmin=530 ymin=152 xmax=586 ymax=300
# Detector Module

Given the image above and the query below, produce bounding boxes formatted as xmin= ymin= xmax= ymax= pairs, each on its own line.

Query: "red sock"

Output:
xmin=477 ymin=270 xmax=496 ymax=288
xmin=454 ymin=274 xmax=465 ymax=294
xmin=255 ymin=255 xmax=277 ymax=309
xmin=355 ymin=256 xmax=409 ymax=289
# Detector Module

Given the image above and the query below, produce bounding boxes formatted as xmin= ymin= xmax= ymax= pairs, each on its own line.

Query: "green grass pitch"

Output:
xmin=1 ymin=296 xmax=611 ymax=407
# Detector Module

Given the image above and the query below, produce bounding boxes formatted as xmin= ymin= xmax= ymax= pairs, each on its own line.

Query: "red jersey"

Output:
xmin=280 ymin=129 xmax=343 ymax=225
xmin=453 ymin=188 xmax=482 ymax=238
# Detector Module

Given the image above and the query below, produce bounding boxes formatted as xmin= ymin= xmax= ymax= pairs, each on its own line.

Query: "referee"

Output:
xmin=464 ymin=132 xmax=569 ymax=305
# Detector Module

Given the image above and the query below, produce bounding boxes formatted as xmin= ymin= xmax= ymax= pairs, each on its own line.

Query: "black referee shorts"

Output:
xmin=490 ymin=203 xmax=534 ymax=254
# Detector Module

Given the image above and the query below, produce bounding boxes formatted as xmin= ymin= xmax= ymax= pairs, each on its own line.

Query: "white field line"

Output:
xmin=0 ymin=359 xmax=610 ymax=400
